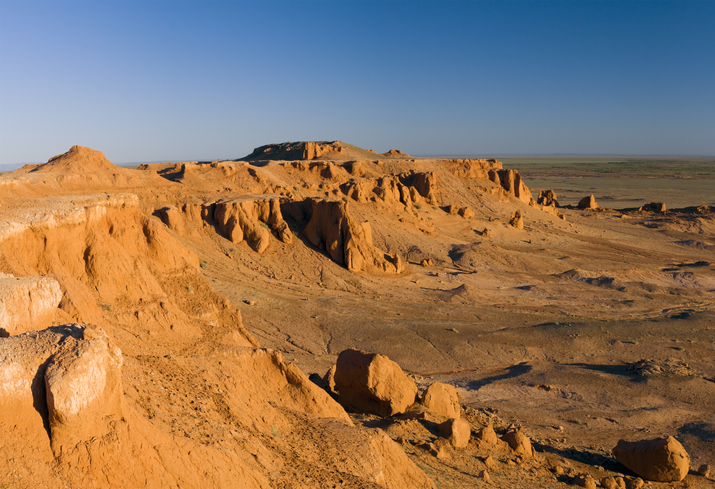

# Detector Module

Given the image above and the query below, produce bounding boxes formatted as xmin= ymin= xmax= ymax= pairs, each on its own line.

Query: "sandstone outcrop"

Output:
xmin=578 ymin=195 xmax=599 ymax=209
xmin=489 ymin=169 xmax=533 ymax=204
xmin=303 ymin=199 xmax=404 ymax=273
xmin=213 ymin=196 xmax=292 ymax=253
xmin=420 ymin=381 xmax=460 ymax=419
xmin=537 ymin=189 xmax=559 ymax=207
xmin=333 ymin=349 xmax=418 ymax=416
xmin=612 ymin=436 xmax=690 ymax=482
xmin=0 ymin=274 xmax=62 ymax=336
xmin=340 ymin=171 xmax=438 ymax=208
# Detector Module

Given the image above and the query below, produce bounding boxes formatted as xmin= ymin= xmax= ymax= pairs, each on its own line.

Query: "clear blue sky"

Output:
xmin=1 ymin=0 xmax=714 ymax=167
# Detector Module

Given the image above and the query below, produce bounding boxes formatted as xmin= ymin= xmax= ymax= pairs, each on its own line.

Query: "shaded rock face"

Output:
xmin=333 ymin=349 xmax=418 ymax=417
xmin=420 ymin=382 xmax=460 ymax=419
xmin=613 ymin=436 xmax=690 ymax=482
xmin=303 ymin=199 xmax=404 ymax=274
xmin=0 ymin=274 xmax=62 ymax=336
xmin=578 ymin=194 xmax=599 ymax=209
xmin=213 ymin=197 xmax=292 ymax=253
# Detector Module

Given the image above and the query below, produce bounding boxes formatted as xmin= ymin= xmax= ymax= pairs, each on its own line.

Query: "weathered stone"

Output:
xmin=420 ymin=382 xmax=460 ymax=419
xmin=438 ymin=417 xmax=471 ymax=448
xmin=571 ymin=473 xmax=596 ymax=488
xmin=601 ymin=476 xmax=627 ymax=489
xmin=613 ymin=436 xmax=690 ymax=482
xmin=578 ymin=195 xmax=598 ymax=209
xmin=509 ymin=210 xmax=524 ymax=229
xmin=501 ymin=427 xmax=534 ymax=458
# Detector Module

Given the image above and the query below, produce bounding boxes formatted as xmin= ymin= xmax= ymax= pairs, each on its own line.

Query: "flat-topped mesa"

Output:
xmin=440 ymin=158 xmax=503 ymax=178
xmin=241 ymin=141 xmax=413 ymax=162
xmin=31 ymin=145 xmax=117 ymax=173
xmin=303 ymin=198 xmax=404 ymax=274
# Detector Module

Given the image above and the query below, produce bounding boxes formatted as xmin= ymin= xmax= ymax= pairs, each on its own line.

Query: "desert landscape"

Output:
xmin=0 ymin=141 xmax=713 ymax=489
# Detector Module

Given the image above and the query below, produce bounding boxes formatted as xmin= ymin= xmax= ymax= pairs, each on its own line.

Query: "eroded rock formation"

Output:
xmin=303 ymin=199 xmax=404 ymax=273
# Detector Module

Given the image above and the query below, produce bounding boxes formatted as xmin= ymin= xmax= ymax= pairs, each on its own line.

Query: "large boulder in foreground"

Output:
xmin=0 ymin=274 xmax=62 ymax=337
xmin=613 ymin=436 xmax=690 ymax=482
xmin=334 ymin=349 xmax=418 ymax=416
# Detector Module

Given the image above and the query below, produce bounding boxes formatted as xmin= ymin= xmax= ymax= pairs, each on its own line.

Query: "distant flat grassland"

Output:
xmin=498 ymin=156 xmax=715 ymax=208
xmin=499 ymin=156 xmax=715 ymax=179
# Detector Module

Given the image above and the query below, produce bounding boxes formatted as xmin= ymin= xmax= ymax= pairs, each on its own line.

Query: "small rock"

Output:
xmin=698 ymin=464 xmax=711 ymax=477
xmin=482 ymin=227 xmax=491 ymax=237
xmin=478 ymin=469 xmax=490 ymax=482
xmin=484 ymin=455 xmax=497 ymax=470
xmin=623 ymin=476 xmax=644 ymax=489
xmin=476 ymin=424 xmax=499 ymax=448
xmin=612 ymin=436 xmax=690 ymax=482
xmin=554 ymin=466 xmax=566 ymax=475
xmin=420 ymin=258 xmax=433 ymax=267
xmin=571 ymin=473 xmax=596 ymax=489
xmin=458 ymin=207 xmax=474 ymax=219
xmin=601 ymin=476 xmax=626 ymax=489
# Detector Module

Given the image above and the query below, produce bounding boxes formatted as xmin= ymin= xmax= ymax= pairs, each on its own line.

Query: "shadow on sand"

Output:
xmin=467 ymin=362 xmax=533 ymax=390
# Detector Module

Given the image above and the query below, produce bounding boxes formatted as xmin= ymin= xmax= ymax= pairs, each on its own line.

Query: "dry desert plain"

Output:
xmin=0 ymin=141 xmax=713 ymax=489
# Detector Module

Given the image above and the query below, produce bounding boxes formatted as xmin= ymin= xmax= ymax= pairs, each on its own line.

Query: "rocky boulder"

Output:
xmin=420 ymin=382 xmax=460 ymax=419
xmin=437 ymin=418 xmax=471 ymax=448
xmin=501 ymin=426 xmax=535 ymax=458
xmin=612 ymin=436 xmax=690 ymax=482
xmin=333 ymin=349 xmax=417 ymax=416
xmin=578 ymin=195 xmax=599 ymax=209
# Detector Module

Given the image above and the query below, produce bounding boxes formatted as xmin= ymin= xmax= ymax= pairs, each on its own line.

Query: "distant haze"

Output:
xmin=1 ymin=1 xmax=713 ymax=167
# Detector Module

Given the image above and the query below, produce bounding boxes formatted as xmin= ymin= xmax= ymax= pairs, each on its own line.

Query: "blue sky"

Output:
xmin=1 ymin=0 xmax=714 ymax=167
